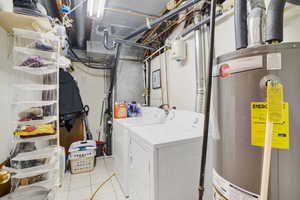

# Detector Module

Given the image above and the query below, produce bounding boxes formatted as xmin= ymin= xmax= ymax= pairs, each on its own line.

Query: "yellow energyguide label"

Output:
xmin=251 ymin=102 xmax=289 ymax=149
xmin=267 ymin=83 xmax=283 ymax=123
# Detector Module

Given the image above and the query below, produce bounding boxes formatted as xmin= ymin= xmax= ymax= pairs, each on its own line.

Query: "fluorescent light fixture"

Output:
xmin=87 ymin=0 xmax=106 ymax=19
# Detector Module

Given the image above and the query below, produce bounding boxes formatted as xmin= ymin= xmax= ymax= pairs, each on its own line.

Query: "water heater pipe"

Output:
xmin=234 ymin=0 xmax=248 ymax=49
xmin=266 ymin=0 xmax=287 ymax=43
xmin=198 ymin=0 xmax=217 ymax=199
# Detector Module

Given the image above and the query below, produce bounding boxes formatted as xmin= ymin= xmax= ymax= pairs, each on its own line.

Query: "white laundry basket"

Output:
xmin=69 ymin=141 xmax=96 ymax=174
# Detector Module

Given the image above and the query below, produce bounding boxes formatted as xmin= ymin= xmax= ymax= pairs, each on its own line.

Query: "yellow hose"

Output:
xmin=89 ymin=173 xmax=116 ymax=200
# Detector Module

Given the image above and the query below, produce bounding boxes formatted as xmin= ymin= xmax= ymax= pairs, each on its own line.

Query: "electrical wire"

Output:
xmin=89 ymin=173 xmax=116 ymax=200
xmin=66 ymin=39 xmax=112 ymax=70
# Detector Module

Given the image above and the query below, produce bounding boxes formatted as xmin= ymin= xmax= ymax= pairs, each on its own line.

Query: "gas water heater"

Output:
xmin=212 ymin=43 xmax=300 ymax=200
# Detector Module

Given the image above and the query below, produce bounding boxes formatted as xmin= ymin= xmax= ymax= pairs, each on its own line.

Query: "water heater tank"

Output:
xmin=210 ymin=42 xmax=300 ymax=200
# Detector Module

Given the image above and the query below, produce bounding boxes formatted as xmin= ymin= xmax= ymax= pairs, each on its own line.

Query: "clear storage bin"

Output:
xmin=13 ymin=28 xmax=59 ymax=55
xmin=10 ymin=147 xmax=57 ymax=169
xmin=10 ymin=167 xmax=59 ymax=192
xmin=10 ymin=136 xmax=58 ymax=161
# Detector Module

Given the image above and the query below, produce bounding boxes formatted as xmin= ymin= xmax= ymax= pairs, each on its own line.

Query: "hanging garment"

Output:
xmin=59 ymin=69 xmax=84 ymax=132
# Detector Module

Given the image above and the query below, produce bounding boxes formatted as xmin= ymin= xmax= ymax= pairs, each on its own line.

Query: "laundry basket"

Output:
xmin=69 ymin=141 xmax=96 ymax=174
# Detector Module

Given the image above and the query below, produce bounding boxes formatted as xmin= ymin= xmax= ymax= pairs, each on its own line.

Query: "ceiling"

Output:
xmin=92 ymin=0 xmax=170 ymax=39
xmin=41 ymin=0 xmax=171 ymax=64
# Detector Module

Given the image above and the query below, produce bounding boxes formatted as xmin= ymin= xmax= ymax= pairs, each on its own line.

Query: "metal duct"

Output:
xmin=266 ymin=0 xmax=287 ymax=43
xmin=70 ymin=0 xmax=91 ymax=49
xmin=234 ymin=0 xmax=248 ymax=49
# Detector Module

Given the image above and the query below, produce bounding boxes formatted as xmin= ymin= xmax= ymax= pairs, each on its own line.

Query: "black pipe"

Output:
xmin=198 ymin=0 xmax=217 ymax=199
xmin=266 ymin=0 xmax=287 ymax=43
xmin=107 ymin=43 xmax=122 ymax=112
xmin=147 ymin=60 xmax=151 ymax=106
xmin=234 ymin=0 xmax=248 ymax=49
xmin=124 ymin=0 xmax=201 ymax=40
xmin=181 ymin=11 xmax=222 ymax=38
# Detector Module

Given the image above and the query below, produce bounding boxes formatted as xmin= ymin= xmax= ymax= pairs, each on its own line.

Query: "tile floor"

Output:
xmin=56 ymin=157 xmax=127 ymax=200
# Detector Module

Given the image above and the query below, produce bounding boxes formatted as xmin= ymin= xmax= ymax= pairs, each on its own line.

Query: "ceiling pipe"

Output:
xmin=104 ymin=29 xmax=156 ymax=51
xmin=124 ymin=0 xmax=201 ymax=40
xmin=103 ymin=29 xmax=116 ymax=50
xmin=181 ymin=11 xmax=222 ymax=38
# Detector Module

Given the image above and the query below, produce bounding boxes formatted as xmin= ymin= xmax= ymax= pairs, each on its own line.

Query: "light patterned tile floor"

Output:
xmin=56 ymin=157 xmax=127 ymax=200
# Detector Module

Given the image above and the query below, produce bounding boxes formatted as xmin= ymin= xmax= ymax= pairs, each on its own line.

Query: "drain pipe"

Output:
xmin=194 ymin=12 xmax=206 ymax=113
xmin=198 ymin=0 xmax=217 ymax=198
xmin=266 ymin=0 xmax=287 ymax=43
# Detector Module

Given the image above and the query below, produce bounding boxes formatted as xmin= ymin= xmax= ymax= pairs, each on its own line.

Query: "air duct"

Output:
xmin=266 ymin=0 xmax=287 ymax=43
xmin=234 ymin=0 xmax=248 ymax=49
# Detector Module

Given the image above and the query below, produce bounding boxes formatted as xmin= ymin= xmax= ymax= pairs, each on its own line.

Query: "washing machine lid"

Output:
xmin=130 ymin=111 xmax=204 ymax=148
xmin=114 ymin=107 xmax=165 ymax=127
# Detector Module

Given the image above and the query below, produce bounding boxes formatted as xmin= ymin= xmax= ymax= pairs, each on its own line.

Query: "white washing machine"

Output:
xmin=112 ymin=107 xmax=165 ymax=195
xmin=127 ymin=110 xmax=204 ymax=200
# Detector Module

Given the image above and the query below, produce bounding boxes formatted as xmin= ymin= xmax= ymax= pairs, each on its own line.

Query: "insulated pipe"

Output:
xmin=266 ymin=0 xmax=287 ymax=43
xmin=248 ymin=0 xmax=266 ymax=46
xmin=198 ymin=0 xmax=217 ymax=198
xmin=124 ymin=0 xmax=201 ymax=40
xmin=234 ymin=0 xmax=248 ymax=49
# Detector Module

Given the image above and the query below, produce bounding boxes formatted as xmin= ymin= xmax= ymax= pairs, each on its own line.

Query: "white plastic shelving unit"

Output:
xmin=7 ymin=28 xmax=60 ymax=193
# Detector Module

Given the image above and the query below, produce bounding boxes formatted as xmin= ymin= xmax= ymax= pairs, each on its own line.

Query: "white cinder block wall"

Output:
xmin=151 ymin=4 xmax=300 ymax=111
